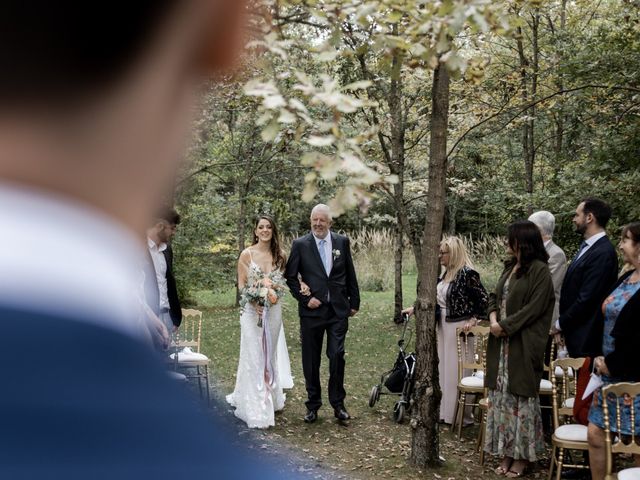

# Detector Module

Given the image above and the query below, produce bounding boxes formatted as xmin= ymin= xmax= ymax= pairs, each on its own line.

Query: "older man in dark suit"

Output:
xmin=285 ymin=204 xmax=360 ymax=423
xmin=554 ymin=198 xmax=618 ymax=358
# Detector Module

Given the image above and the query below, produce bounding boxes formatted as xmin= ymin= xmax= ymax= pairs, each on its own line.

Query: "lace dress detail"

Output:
xmin=226 ymin=257 xmax=290 ymax=429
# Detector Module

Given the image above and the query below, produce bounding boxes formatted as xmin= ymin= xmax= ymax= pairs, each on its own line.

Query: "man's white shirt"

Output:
xmin=147 ymin=238 xmax=170 ymax=310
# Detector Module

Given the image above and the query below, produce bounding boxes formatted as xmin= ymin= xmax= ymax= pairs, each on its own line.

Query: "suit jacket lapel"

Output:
xmin=329 ymin=232 xmax=340 ymax=276
xmin=567 ymin=236 xmax=605 ymax=274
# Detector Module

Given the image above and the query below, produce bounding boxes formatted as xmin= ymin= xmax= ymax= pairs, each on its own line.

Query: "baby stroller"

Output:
xmin=368 ymin=313 xmax=416 ymax=423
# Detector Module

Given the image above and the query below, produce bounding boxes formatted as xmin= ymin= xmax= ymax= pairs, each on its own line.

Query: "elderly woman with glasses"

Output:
xmin=403 ymin=236 xmax=488 ymax=425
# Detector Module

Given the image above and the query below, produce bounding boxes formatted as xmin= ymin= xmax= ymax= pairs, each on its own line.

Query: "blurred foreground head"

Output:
xmin=0 ymin=0 xmax=244 ymax=232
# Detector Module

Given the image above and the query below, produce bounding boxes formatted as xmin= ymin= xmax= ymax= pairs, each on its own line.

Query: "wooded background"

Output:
xmin=171 ymin=0 xmax=638 ymax=466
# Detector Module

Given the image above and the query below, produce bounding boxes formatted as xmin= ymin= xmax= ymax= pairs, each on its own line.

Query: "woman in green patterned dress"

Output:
xmin=484 ymin=220 xmax=556 ymax=477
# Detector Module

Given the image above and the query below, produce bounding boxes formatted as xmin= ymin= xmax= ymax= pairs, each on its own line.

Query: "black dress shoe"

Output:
xmin=304 ymin=410 xmax=318 ymax=423
xmin=334 ymin=407 xmax=350 ymax=421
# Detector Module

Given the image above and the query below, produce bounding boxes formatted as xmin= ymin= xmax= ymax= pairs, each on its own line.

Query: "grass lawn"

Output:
xmin=192 ymin=273 xmax=551 ymax=479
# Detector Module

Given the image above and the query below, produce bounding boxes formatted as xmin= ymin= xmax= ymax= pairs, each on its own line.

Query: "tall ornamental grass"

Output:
xmin=346 ymin=229 xmax=505 ymax=292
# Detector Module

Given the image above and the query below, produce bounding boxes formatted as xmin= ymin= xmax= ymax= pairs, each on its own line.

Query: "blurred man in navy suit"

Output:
xmin=0 ymin=2 xmax=301 ymax=478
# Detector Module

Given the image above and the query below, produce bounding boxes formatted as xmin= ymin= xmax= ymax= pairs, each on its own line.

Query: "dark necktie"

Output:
xmin=574 ymin=240 xmax=588 ymax=262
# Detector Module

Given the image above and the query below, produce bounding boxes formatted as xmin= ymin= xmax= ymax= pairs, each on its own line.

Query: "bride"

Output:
xmin=226 ymin=214 xmax=293 ymax=428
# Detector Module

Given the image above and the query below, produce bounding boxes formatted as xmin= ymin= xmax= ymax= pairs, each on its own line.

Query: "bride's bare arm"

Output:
xmin=237 ymin=249 xmax=251 ymax=290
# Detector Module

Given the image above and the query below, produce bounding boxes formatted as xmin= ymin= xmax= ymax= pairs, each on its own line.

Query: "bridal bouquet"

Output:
xmin=239 ymin=268 xmax=287 ymax=327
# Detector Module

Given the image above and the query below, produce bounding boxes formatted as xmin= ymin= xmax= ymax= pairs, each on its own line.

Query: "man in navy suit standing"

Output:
xmin=555 ymin=198 xmax=618 ymax=358
xmin=0 ymin=2 xmax=301 ymax=478
xmin=285 ymin=204 xmax=360 ymax=424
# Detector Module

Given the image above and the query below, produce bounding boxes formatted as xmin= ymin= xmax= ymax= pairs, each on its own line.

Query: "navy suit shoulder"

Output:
xmin=0 ymin=307 xmax=298 ymax=479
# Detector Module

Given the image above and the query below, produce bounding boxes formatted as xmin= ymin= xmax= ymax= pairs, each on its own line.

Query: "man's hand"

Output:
xmin=307 ymin=297 xmax=322 ymax=309
xmin=299 ymin=281 xmax=311 ymax=296
xmin=153 ymin=321 xmax=170 ymax=349
xmin=349 ymin=309 xmax=358 ymax=317
xmin=593 ymin=356 xmax=610 ymax=376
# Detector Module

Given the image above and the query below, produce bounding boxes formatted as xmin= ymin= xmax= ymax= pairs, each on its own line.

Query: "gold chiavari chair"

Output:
xmin=602 ymin=382 xmax=640 ymax=480
xmin=169 ymin=309 xmax=211 ymax=404
xmin=452 ymin=325 xmax=490 ymax=439
xmin=548 ymin=357 xmax=588 ymax=480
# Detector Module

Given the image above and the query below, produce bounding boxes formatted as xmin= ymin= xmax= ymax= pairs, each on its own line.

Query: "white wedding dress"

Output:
xmin=226 ymin=262 xmax=293 ymax=428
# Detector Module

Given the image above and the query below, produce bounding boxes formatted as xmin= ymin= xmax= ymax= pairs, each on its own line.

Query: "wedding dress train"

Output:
xmin=277 ymin=323 xmax=294 ymax=389
xmin=226 ymin=297 xmax=292 ymax=428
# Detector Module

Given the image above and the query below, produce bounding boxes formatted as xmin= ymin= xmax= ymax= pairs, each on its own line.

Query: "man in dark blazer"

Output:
xmin=0 ymin=2 xmax=301 ymax=478
xmin=555 ymin=198 xmax=618 ymax=358
xmin=285 ymin=204 xmax=360 ymax=423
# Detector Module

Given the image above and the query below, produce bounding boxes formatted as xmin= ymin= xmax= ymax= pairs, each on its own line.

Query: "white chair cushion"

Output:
xmin=562 ymin=397 xmax=575 ymax=409
xmin=619 ymin=467 xmax=640 ymax=480
xmin=554 ymin=424 xmax=588 ymax=442
xmin=539 ymin=379 xmax=553 ymax=392
xmin=473 ymin=370 xmax=484 ymax=379
xmin=460 ymin=376 xmax=484 ymax=388
xmin=554 ymin=366 xmax=574 ymax=378
xmin=167 ymin=371 xmax=187 ymax=382
xmin=169 ymin=347 xmax=209 ymax=363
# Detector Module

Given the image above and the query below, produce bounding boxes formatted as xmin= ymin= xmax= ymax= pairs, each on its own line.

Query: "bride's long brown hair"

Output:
xmin=252 ymin=214 xmax=286 ymax=269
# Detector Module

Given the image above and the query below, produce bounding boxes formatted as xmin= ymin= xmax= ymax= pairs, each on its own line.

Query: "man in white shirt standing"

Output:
xmin=147 ymin=208 xmax=182 ymax=336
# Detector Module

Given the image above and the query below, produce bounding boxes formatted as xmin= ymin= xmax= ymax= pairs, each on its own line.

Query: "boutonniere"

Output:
xmin=332 ymin=249 xmax=341 ymax=259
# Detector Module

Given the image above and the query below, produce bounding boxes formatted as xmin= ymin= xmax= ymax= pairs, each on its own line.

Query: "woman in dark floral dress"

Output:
xmin=484 ymin=221 xmax=555 ymax=477
xmin=587 ymin=222 xmax=640 ymax=480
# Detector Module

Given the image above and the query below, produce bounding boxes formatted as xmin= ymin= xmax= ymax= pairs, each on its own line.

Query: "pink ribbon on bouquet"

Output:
xmin=261 ymin=305 xmax=276 ymax=403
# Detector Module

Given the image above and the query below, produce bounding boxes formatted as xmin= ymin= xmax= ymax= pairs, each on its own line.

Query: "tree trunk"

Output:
xmin=394 ymin=222 xmax=404 ymax=323
xmin=516 ymin=8 xmax=539 ymax=215
xmin=447 ymin=200 xmax=457 ymax=234
xmin=388 ymin=35 xmax=406 ymax=323
xmin=553 ymin=0 xmax=567 ymax=175
xmin=410 ymin=63 xmax=449 ymax=467
xmin=236 ymin=183 xmax=248 ymax=306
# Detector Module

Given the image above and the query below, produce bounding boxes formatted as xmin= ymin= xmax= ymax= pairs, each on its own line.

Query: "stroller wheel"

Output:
xmin=393 ymin=402 xmax=405 ymax=423
xmin=369 ymin=385 xmax=380 ymax=408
